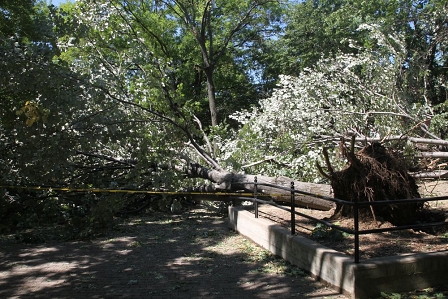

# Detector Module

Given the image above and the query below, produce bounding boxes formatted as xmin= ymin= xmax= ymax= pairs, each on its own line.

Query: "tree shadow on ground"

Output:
xmin=0 ymin=208 xmax=346 ymax=299
xmin=254 ymin=203 xmax=448 ymax=260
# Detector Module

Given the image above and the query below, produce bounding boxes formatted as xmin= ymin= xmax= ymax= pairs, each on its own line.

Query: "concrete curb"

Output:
xmin=228 ymin=206 xmax=448 ymax=298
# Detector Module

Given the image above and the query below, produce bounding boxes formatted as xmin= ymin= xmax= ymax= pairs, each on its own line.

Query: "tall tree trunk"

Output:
xmin=204 ymin=66 xmax=218 ymax=127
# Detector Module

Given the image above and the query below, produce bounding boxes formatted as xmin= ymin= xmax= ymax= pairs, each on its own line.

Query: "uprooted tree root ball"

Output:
xmin=318 ymin=140 xmax=422 ymax=225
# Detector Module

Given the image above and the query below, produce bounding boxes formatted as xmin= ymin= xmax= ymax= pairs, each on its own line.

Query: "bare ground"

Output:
xmin=250 ymin=180 xmax=448 ymax=260
xmin=1 ymin=181 xmax=447 ymax=299
xmin=0 ymin=208 xmax=348 ymax=299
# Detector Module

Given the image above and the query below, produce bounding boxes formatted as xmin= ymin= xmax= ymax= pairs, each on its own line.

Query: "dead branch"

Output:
xmin=315 ymin=160 xmax=332 ymax=180
xmin=241 ymin=156 xmax=291 ymax=169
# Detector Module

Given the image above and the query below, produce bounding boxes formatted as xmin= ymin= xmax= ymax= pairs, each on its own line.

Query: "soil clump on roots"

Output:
xmin=322 ymin=140 xmax=422 ymax=225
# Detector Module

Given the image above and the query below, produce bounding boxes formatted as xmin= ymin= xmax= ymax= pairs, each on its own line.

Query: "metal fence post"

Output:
xmin=291 ymin=181 xmax=295 ymax=235
xmin=254 ymin=176 xmax=258 ymax=218
xmin=354 ymin=192 xmax=360 ymax=263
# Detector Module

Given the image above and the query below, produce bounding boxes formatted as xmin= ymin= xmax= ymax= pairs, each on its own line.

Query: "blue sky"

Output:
xmin=49 ymin=0 xmax=73 ymax=6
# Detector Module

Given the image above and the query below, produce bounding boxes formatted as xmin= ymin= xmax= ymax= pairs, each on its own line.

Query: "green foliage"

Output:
xmin=432 ymin=102 xmax=448 ymax=139
xmin=222 ymin=4 xmax=447 ymax=182
xmin=225 ymin=47 xmax=413 ymax=181
xmin=63 ymin=0 xmax=281 ymax=128
xmin=275 ymin=0 xmax=428 ymax=72
xmin=0 ymin=188 xmax=114 ymax=237
xmin=380 ymin=288 xmax=448 ymax=299
xmin=0 ymin=0 xmax=35 ymax=41
xmin=311 ymin=222 xmax=347 ymax=240
xmin=0 ymin=1 xmax=81 ymax=187
xmin=1 ymin=0 xmax=447 ymax=237
xmin=380 ymin=293 xmax=402 ymax=299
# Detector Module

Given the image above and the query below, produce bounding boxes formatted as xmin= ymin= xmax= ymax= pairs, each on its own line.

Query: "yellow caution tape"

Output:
xmin=0 ymin=185 xmax=263 ymax=197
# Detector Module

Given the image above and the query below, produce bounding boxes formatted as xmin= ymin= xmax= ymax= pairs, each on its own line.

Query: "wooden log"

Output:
xmin=183 ymin=164 xmax=334 ymax=211
xmin=232 ymin=174 xmax=334 ymax=211
xmin=416 ymin=152 xmax=448 ymax=159
xmin=411 ymin=170 xmax=448 ymax=179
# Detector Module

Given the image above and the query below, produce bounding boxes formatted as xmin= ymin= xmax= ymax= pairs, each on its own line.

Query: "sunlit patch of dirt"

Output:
xmin=247 ymin=180 xmax=448 ymax=261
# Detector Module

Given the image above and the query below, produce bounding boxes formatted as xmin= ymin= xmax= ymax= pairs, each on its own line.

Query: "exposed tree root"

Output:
xmin=319 ymin=138 xmax=422 ymax=225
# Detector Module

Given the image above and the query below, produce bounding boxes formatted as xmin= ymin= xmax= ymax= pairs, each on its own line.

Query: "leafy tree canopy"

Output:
xmin=225 ymin=13 xmax=447 ymax=181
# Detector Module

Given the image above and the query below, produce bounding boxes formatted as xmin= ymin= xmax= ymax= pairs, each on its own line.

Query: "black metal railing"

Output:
xmin=231 ymin=177 xmax=448 ymax=264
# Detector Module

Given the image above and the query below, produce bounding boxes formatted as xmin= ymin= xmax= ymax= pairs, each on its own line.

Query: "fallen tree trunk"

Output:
xmin=416 ymin=152 xmax=448 ymax=158
xmin=411 ymin=170 xmax=448 ymax=179
xmin=183 ymin=164 xmax=334 ymax=211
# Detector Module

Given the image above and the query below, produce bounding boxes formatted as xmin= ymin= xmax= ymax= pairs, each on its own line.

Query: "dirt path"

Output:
xmin=0 ymin=209 xmax=348 ymax=299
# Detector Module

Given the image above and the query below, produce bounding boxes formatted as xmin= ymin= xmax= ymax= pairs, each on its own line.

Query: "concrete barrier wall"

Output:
xmin=228 ymin=206 xmax=448 ymax=299
xmin=353 ymin=252 xmax=448 ymax=298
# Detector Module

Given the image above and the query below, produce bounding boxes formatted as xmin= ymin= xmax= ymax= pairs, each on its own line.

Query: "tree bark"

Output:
xmin=204 ymin=67 xmax=218 ymax=127
xmin=416 ymin=152 xmax=448 ymax=158
xmin=184 ymin=164 xmax=334 ymax=210
xmin=345 ymin=136 xmax=448 ymax=146
xmin=411 ymin=170 xmax=448 ymax=179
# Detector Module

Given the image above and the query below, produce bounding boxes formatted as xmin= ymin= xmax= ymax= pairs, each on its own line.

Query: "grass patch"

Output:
xmin=379 ymin=287 xmax=448 ymax=299
xmin=239 ymin=239 xmax=306 ymax=277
